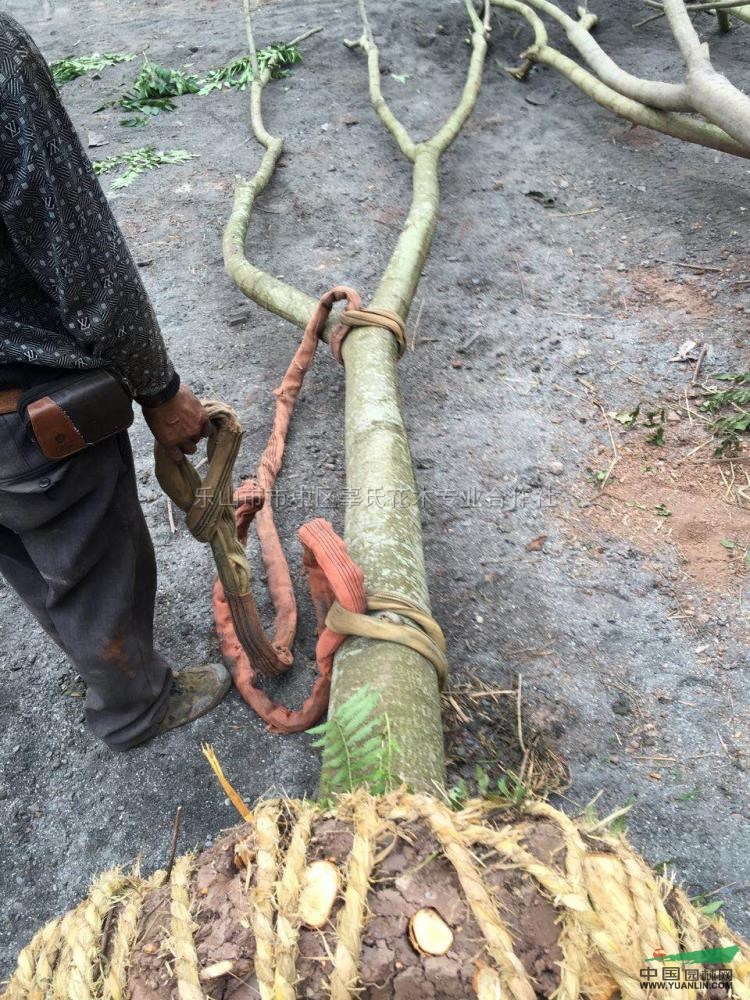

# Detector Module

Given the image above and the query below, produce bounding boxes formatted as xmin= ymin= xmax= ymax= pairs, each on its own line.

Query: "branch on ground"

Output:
xmin=224 ymin=1 xmax=491 ymax=333
xmin=493 ymin=0 xmax=750 ymax=159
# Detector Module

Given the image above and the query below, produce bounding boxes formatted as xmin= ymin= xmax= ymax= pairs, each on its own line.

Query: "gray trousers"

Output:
xmin=0 ymin=410 xmax=172 ymax=749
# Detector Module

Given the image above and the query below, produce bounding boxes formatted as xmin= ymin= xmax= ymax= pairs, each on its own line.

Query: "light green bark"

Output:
xmin=329 ymin=147 xmax=445 ymax=793
xmin=224 ymin=6 xmax=488 ymax=793
xmin=494 ymin=0 xmax=750 ymax=160
xmin=326 ymin=14 xmax=489 ymax=789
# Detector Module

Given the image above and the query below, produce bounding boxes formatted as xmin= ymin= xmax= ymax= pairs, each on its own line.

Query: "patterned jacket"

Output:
xmin=0 ymin=12 xmax=178 ymax=405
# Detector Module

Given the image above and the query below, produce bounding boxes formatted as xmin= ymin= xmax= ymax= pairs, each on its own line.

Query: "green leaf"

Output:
xmin=614 ymin=404 xmax=640 ymax=427
xmin=115 ymin=58 xmax=200 ymax=117
xmin=676 ymin=787 xmax=701 ymax=802
xmin=654 ymin=503 xmax=671 ymax=517
xmin=495 ymin=772 xmax=527 ymax=804
xmin=721 ymin=538 xmax=736 ymax=549
xmin=699 ymin=899 xmax=724 ymax=916
xmin=447 ymin=778 xmax=470 ymax=808
xmin=646 ymin=426 xmax=665 ymax=447
xmin=50 ymin=51 xmax=134 ymax=85
xmin=120 ymin=116 xmax=149 ymax=128
xmin=93 ymin=147 xmax=196 ymax=192
xmin=475 ymin=764 xmax=490 ymax=796
xmin=199 ymin=43 xmax=302 ymax=94
xmin=644 ymin=408 xmax=665 ymax=428
xmin=315 ymin=685 xmax=400 ymax=800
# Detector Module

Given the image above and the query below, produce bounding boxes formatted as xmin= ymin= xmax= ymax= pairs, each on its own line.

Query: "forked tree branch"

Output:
xmin=661 ymin=0 xmax=750 ymax=148
xmin=429 ymin=0 xmax=491 ymax=154
xmin=223 ymin=13 xmax=325 ymax=334
xmin=521 ymin=0 xmax=692 ymax=110
xmin=221 ymin=2 xmax=491 ymax=789
xmin=644 ymin=0 xmax=750 ymax=11
xmin=352 ymin=0 xmax=490 ymax=321
xmin=225 ymin=1 xmax=490 ymax=332
xmin=493 ymin=0 xmax=750 ymax=159
xmin=354 ymin=0 xmax=417 ymax=160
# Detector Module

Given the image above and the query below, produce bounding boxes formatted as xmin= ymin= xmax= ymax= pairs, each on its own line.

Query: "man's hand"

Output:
xmin=142 ymin=384 xmax=210 ymax=462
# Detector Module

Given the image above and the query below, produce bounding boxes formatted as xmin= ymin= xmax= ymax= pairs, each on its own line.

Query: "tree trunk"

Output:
xmin=222 ymin=7 xmax=489 ymax=792
xmin=329 ymin=147 xmax=445 ymax=792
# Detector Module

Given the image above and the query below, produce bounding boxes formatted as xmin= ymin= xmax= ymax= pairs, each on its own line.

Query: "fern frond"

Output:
xmin=315 ymin=685 xmax=400 ymax=802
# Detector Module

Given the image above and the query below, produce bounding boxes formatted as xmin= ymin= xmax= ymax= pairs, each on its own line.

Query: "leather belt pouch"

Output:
xmin=19 ymin=370 xmax=134 ymax=460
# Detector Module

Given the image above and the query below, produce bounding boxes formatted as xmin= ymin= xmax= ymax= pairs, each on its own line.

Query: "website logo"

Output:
xmin=639 ymin=945 xmax=737 ymax=990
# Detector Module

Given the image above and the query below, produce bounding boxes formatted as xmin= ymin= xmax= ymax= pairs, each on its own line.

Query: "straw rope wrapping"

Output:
xmin=248 ymin=802 xmax=282 ymax=1000
xmin=468 ymin=808 xmax=644 ymax=1000
xmin=329 ymin=794 xmax=382 ymax=1000
xmin=169 ymin=856 xmax=203 ymax=1000
xmin=59 ymin=868 xmax=128 ymax=1000
xmin=4 ymin=914 xmax=62 ymax=1000
xmin=411 ymin=794 xmax=537 ymax=1000
xmin=103 ymin=870 xmax=167 ymax=1000
xmin=30 ymin=912 xmax=70 ymax=1000
xmin=4 ymin=790 xmax=750 ymax=999
xmin=51 ymin=906 xmax=85 ymax=1000
xmin=273 ymin=802 xmax=318 ymax=1000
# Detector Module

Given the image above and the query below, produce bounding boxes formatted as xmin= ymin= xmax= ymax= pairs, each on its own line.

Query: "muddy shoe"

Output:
xmin=157 ymin=662 xmax=231 ymax=737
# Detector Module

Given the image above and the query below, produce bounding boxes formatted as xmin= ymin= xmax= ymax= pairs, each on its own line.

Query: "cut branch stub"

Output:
xmin=299 ymin=860 xmax=340 ymax=929
xmin=408 ymin=907 xmax=455 ymax=956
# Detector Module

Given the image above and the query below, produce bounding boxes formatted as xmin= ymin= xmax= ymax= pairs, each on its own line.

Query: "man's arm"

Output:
xmin=0 ymin=14 xmax=177 ymax=406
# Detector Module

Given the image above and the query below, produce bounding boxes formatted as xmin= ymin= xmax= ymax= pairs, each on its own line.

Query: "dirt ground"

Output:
xmin=1 ymin=0 xmax=750 ymax=977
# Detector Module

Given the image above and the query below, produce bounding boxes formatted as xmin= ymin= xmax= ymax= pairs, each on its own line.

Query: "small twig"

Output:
xmin=458 ymin=330 xmax=484 ymax=353
xmin=587 ymin=802 xmax=634 ymax=833
xmin=692 ymin=342 xmax=708 ymax=384
xmin=165 ymin=805 xmax=183 ymax=879
xmin=682 ymin=437 xmax=714 ymax=459
xmin=548 ymin=206 xmax=601 ymax=218
xmin=166 ymin=498 xmax=176 ymax=534
xmin=516 ymin=673 xmax=527 ymax=756
xmin=99 ymin=907 xmax=117 ymax=958
xmin=514 ymin=256 xmax=527 ymax=300
xmin=288 ymin=25 xmax=324 ymax=48
xmin=634 ymin=9 xmax=667 ymax=25
xmin=684 ymin=385 xmax=694 ymax=425
xmin=467 ymin=687 xmax=517 ymax=698
xmin=654 ymin=257 xmax=723 ymax=272
xmin=595 ymin=399 xmax=620 ymax=489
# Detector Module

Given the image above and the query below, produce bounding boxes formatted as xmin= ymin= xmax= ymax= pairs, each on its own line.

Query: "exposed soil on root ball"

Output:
xmin=127 ymin=812 xmax=564 ymax=999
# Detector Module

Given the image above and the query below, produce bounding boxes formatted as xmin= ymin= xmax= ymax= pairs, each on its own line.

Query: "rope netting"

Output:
xmin=4 ymin=791 xmax=749 ymax=1000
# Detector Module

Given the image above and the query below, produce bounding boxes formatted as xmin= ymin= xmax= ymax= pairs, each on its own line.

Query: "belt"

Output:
xmin=0 ymin=389 xmax=22 ymax=415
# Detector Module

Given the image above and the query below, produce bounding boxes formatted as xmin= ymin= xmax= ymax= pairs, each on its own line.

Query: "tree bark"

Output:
xmin=329 ymin=147 xmax=446 ymax=794
xmin=494 ymin=0 xmax=750 ymax=160
xmin=224 ymin=4 xmax=489 ymax=792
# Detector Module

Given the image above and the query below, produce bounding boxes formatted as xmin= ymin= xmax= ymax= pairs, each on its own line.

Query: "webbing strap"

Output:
xmin=155 ymin=401 xmax=259 ymax=600
xmin=325 ymin=593 xmax=449 ymax=689
xmin=158 ymin=287 xmax=446 ymax=733
xmin=329 ymin=305 xmax=406 ymax=364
